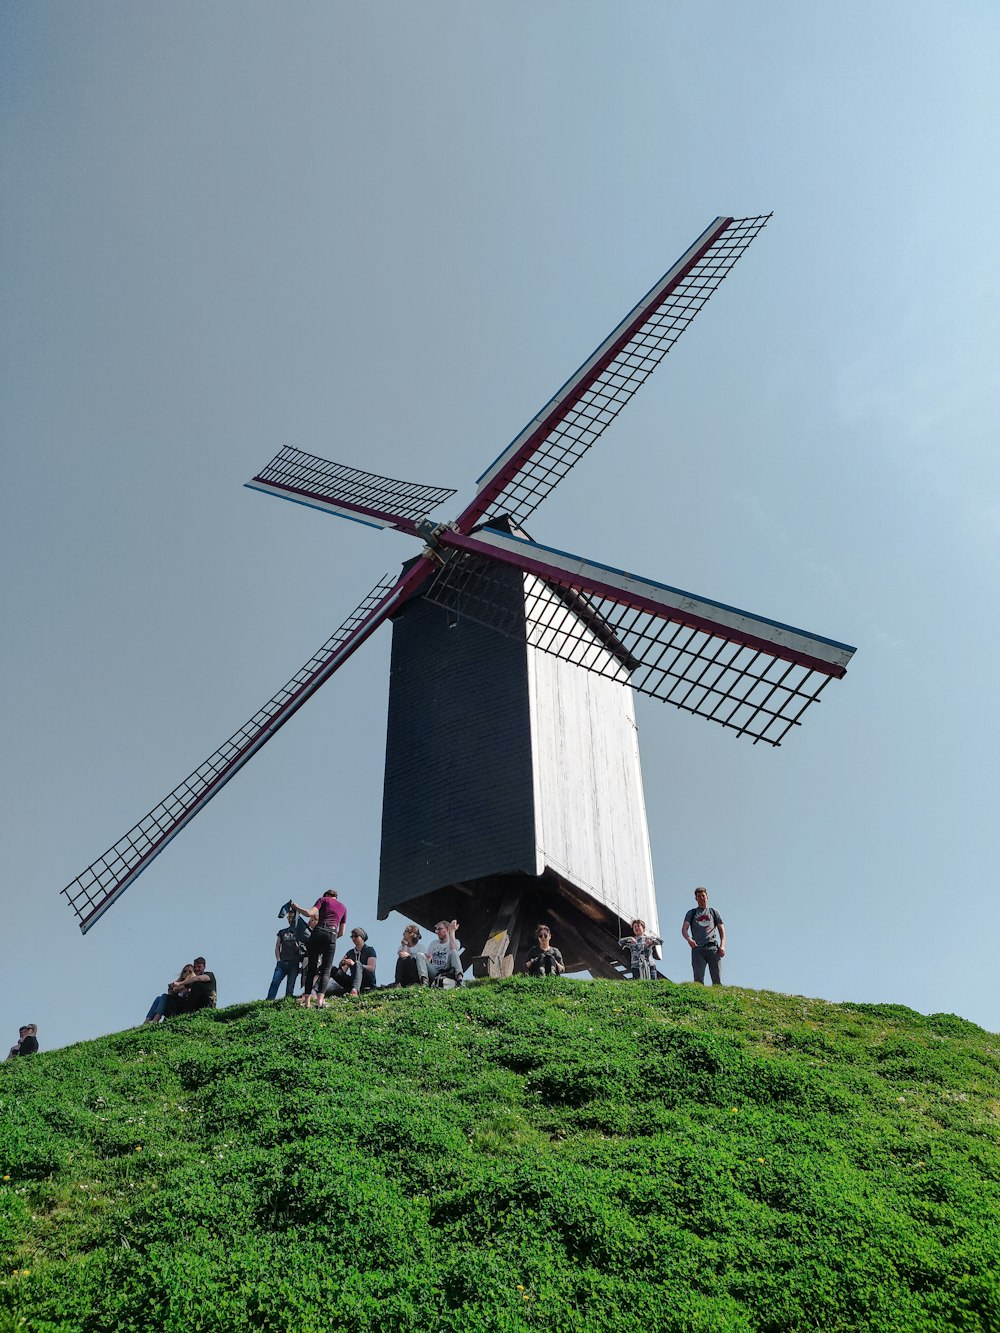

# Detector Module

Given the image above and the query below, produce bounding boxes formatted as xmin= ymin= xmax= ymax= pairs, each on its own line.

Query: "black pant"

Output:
xmin=304 ymin=926 xmax=337 ymax=996
xmin=527 ymin=954 xmax=560 ymax=976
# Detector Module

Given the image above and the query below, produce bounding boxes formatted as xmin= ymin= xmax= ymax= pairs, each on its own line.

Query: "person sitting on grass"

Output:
xmin=525 ymin=924 xmax=565 ymax=977
xmin=327 ymin=928 xmax=377 ymax=997
xmin=7 ymin=1026 xmax=28 ymax=1059
xmin=165 ymin=957 xmax=217 ymax=1016
xmin=7 ymin=1024 xmax=38 ymax=1057
xmin=395 ymin=924 xmax=429 ymax=987
xmin=143 ymin=963 xmax=195 ymax=1024
xmin=618 ymin=918 xmax=663 ymax=980
xmin=425 ymin=919 xmax=464 ymax=986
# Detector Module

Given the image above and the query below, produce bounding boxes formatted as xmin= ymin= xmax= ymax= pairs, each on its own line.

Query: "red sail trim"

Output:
xmin=455 ymin=216 xmax=753 ymax=532
xmin=435 ymin=527 xmax=847 ymax=680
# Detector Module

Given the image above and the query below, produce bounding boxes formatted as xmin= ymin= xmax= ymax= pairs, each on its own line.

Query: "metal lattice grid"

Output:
xmin=424 ymin=549 xmax=831 ymax=746
xmin=477 ymin=216 xmax=770 ymax=528
xmin=253 ymin=446 xmax=457 ymax=524
xmin=61 ymin=572 xmax=399 ymax=930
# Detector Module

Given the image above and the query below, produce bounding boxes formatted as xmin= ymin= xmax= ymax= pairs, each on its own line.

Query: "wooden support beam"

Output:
xmin=470 ymin=887 xmax=525 ymax=978
xmin=544 ymin=907 xmax=625 ymax=980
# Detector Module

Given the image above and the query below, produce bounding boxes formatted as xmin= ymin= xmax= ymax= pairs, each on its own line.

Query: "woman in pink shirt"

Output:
xmin=291 ymin=888 xmax=347 ymax=1008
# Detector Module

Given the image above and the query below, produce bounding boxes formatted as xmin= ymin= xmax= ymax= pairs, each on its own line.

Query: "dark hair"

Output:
xmin=194 ymin=956 xmax=206 ymax=965
xmin=351 ymin=927 xmax=368 ymax=942
xmin=535 ymin=923 xmax=552 ymax=939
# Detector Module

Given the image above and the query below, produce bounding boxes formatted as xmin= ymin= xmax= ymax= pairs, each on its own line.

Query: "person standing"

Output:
xmin=619 ymin=919 xmax=663 ymax=980
xmin=267 ymin=907 xmax=309 ymax=1000
xmin=681 ymin=887 xmax=726 ymax=985
xmin=525 ymin=924 xmax=565 ymax=976
xmin=293 ymin=888 xmax=347 ymax=1008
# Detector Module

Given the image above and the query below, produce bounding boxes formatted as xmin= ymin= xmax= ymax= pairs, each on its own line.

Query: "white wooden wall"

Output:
xmin=524 ymin=575 xmax=659 ymax=938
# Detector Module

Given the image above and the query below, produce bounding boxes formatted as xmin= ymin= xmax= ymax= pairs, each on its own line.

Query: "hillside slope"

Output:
xmin=1 ymin=979 xmax=998 ymax=1333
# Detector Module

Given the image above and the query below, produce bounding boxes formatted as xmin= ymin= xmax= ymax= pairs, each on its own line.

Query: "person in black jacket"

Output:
xmin=525 ymin=925 xmax=565 ymax=977
xmin=7 ymin=1024 xmax=38 ymax=1057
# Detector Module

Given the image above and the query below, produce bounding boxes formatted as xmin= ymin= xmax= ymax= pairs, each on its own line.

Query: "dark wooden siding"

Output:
xmin=378 ymin=571 xmax=537 ymax=918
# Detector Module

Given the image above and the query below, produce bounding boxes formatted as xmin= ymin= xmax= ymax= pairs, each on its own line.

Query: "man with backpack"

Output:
xmin=681 ymin=887 xmax=726 ymax=985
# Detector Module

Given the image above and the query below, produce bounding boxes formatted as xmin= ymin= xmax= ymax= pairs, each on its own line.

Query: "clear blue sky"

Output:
xmin=2 ymin=1 xmax=998 ymax=1050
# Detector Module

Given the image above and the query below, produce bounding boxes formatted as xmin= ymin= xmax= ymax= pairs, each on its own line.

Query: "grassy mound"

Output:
xmin=1 ymin=979 xmax=998 ymax=1332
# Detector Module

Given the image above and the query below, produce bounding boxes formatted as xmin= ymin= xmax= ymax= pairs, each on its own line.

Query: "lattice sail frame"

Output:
xmin=423 ymin=527 xmax=855 ymax=747
xmin=246 ymin=445 xmax=456 ymax=531
xmin=61 ymin=572 xmax=404 ymax=932
xmin=460 ymin=215 xmax=771 ymax=531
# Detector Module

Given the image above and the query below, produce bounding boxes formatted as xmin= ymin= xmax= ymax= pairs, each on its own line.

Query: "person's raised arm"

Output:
xmin=291 ymin=899 xmax=319 ymax=927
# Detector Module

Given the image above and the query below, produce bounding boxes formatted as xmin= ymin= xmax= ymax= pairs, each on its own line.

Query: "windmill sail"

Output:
xmin=457 ymin=215 xmax=770 ymax=532
xmin=60 ymin=572 xmax=407 ymax=932
xmin=247 ymin=445 xmax=456 ymax=533
xmin=424 ymin=526 xmax=855 ymax=746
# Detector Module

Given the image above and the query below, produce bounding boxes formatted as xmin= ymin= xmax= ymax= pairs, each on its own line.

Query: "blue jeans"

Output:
xmin=267 ymin=959 xmax=300 ymax=999
xmin=144 ymin=993 xmax=168 ymax=1022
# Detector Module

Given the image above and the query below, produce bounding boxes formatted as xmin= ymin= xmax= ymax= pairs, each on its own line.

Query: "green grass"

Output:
xmin=1 ymin=979 xmax=998 ymax=1332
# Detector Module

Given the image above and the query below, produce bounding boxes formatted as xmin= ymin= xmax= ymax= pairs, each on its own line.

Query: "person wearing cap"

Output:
xmin=328 ymin=927 xmax=377 ymax=997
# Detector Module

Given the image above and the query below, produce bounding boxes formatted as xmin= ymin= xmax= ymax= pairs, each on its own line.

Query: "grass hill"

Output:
xmin=1 ymin=979 xmax=998 ymax=1333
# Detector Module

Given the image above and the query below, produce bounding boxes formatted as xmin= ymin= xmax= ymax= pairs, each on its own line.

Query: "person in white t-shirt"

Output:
xmin=425 ymin=919 xmax=463 ymax=986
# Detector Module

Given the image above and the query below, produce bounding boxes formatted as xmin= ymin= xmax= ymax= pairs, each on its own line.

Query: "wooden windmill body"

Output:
xmin=379 ymin=530 xmax=657 ymax=975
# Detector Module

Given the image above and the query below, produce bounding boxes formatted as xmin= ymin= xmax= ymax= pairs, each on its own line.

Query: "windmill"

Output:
xmin=61 ymin=214 xmax=856 ymax=976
